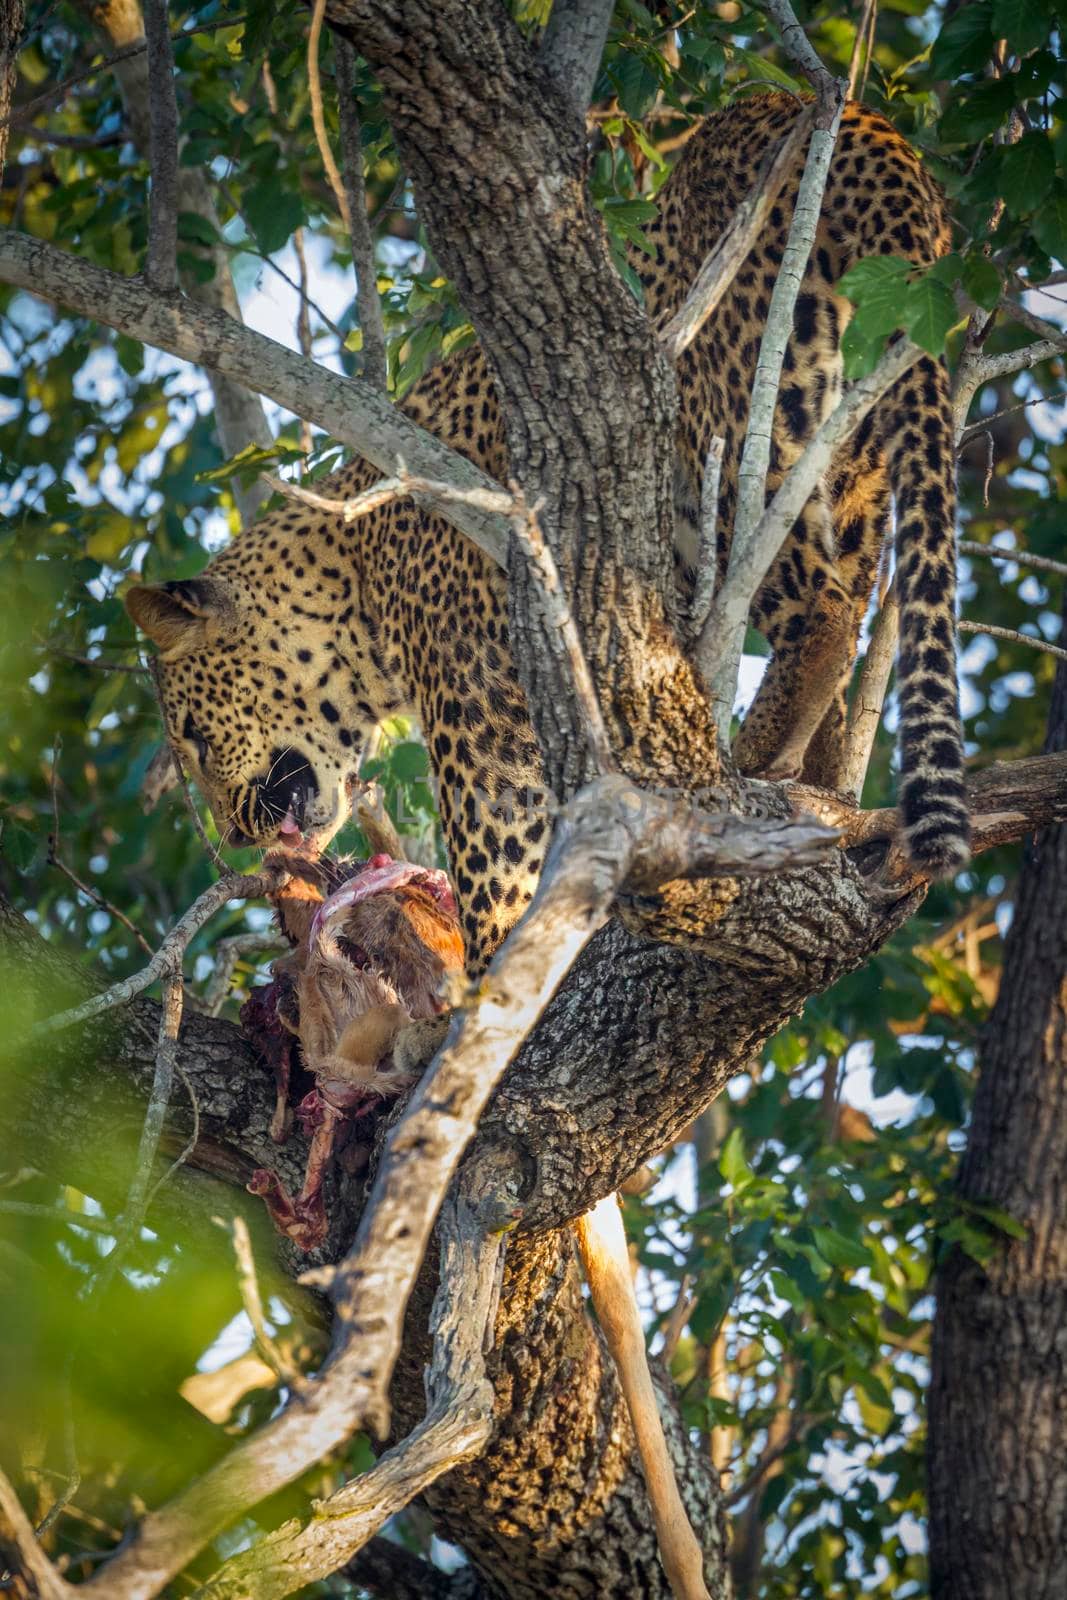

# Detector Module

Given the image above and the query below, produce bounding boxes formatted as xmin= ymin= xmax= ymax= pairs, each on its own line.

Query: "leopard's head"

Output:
xmin=127 ymin=576 xmax=368 ymax=852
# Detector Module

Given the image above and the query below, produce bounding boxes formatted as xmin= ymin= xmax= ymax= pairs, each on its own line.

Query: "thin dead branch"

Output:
xmin=201 ymin=931 xmax=286 ymax=1015
xmin=659 ymin=111 xmax=815 ymax=363
xmin=227 ymin=1216 xmax=305 ymax=1390
xmin=697 ymin=336 xmax=922 ymax=720
xmin=841 ymin=580 xmax=899 ymax=800
xmin=308 ymin=0 xmax=347 ymax=233
xmin=577 ymin=1197 xmax=710 ymax=1600
xmin=0 ymin=230 xmax=512 ymax=563
xmin=958 ymin=540 xmax=1067 ymax=581
xmin=703 ymin=72 xmax=846 ymax=733
xmin=91 ymin=975 xmax=184 ymax=1293
xmin=0 ymin=1464 xmax=73 ymax=1600
xmin=33 ymin=865 xmax=288 ymax=1036
xmin=847 ymin=0 xmax=877 ymax=100
xmin=510 ymin=491 xmax=615 ymax=774
xmin=142 ymin=0 xmax=179 ymax=292
xmin=334 ymin=39 xmax=389 ymax=391
xmin=952 ymin=328 xmax=1067 ymax=440
xmin=958 ymin=619 xmax=1067 ymax=663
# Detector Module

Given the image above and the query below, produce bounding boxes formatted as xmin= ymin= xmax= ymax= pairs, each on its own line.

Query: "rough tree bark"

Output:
xmin=326 ymin=0 xmax=722 ymax=804
xmin=4 ymin=1 xmax=1067 ymax=1594
xmin=9 ymin=744 xmax=1061 ymax=1597
xmin=928 ymin=606 xmax=1067 ymax=1599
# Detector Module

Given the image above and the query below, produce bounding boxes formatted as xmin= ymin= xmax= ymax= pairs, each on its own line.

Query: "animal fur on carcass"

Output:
xmin=244 ymin=851 xmax=464 ymax=1250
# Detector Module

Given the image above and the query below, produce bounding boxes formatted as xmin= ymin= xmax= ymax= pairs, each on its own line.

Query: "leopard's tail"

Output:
xmin=884 ymin=353 xmax=970 ymax=878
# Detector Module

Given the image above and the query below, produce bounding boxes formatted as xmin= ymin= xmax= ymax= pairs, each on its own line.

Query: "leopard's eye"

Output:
xmin=182 ymin=712 xmax=209 ymax=767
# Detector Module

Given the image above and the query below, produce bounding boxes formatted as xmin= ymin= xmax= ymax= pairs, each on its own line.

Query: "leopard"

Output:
xmin=128 ymin=93 xmax=969 ymax=975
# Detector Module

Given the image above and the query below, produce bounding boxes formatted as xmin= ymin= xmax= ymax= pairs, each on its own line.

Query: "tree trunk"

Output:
xmin=928 ymin=615 xmax=1067 ymax=1597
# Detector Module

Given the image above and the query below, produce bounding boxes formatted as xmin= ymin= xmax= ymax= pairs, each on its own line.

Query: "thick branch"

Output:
xmin=537 ymin=0 xmax=614 ymax=113
xmin=142 ymin=0 xmax=179 ymax=291
xmin=0 ymin=229 xmax=511 ymax=562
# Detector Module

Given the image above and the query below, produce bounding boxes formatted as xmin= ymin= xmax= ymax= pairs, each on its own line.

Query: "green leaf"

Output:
xmin=1032 ymin=189 xmax=1067 ymax=261
xmin=86 ymin=668 xmax=127 ymax=730
xmin=0 ymin=818 xmax=38 ymax=871
xmin=114 ymin=335 xmax=144 ymax=378
xmin=837 ymin=255 xmax=912 ymax=336
xmin=811 ymin=1225 xmax=873 ymax=1270
xmin=961 ymin=255 xmax=1002 ymax=311
xmin=901 ymin=271 xmax=959 ymax=355
xmin=970 ymin=1203 xmax=1029 ymax=1241
xmin=718 ymin=1127 xmax=752 ymax=1190
xmin=243 ymin=185 xmax=304 ymax=256
xmin=177 ymin=211 xmax=219 ymax=248
xmin=1001 ymin=134 xmax=1056 ymax=214
xmin=731 ymin=46 xmax=805 ymax=94
xmin=930 ymin=0 xmax=994 ymax=77
xmin=390 ymin=741 xmax=429 ymax=781
xmin=992 ymin=0 xmax=1052 ymax=54
xmin=940 ymin=76 xmax=1018 ymax=144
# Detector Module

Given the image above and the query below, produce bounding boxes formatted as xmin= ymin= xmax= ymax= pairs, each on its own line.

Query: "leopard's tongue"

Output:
xmin=278 ymin=811 xmax=303 ymax=843
xmin=308 ymin=855 xmax=454 ymax=945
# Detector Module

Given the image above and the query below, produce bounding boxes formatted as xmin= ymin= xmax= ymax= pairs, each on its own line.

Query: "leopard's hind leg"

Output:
xmin=732 ymin=484 xmax=857 ymax=780
xmin=801 ymin=431 xmax=891 ymax=790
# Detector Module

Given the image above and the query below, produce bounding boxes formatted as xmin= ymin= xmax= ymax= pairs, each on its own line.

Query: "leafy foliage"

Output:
xmin=1 ymin=0 xmax=1065 ymax=1593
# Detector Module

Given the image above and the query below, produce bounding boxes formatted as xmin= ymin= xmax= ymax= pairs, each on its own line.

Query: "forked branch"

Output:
xmin=187 ymin=1180 xmax=505 ymax=1600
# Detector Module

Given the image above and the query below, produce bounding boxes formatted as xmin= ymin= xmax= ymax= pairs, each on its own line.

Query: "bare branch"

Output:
xmin=959 ymin=619 xmax=1067 ymax=663
xmin=142 ymin=0 xmax=179 ymax=292
xmin=659 ymin=111 xmax=815 ymax=363
xmin=577 ymin=1197 xmax=710 ymax=1600
xmin=0 ymin=230 xmax=512 ymax=563
xmin=0 ymin=1464 xmax=73 ymax=1600
xmin=0 ymin=0 xmax=25 ymax=180
xmin=33 ymin=866 xmax=288 ymax=1036
xmin=335 ymin=38 xmax=389 ymax=390
xmin=90 ymin=974 xmax=184 ymax=1295
xmin=510 ymin=492 xmax=615 ymax=775
xmin=762 ymin=0 xmax=840 ymax=100
xmin=841 ymin=580 xmax=898 ymax=801
xmin=702 ymin=75 xmax=846 ymax=733
xmin=953 ymin=329 xmax=1067 ymax=440
xmin=187 ymin=1182 xmax=504 ymax=1600
xmin=959 ymin=540 xmax=1067 ymax=581
xmin=696 ymin=336 xmax=921 ymax=724
xmin=847 ymin=0 xmax=877 ymax=100
xmin=227 ymin=1216 xmax=305 ymax=1390
xmin=799 ymin=750 xmax=1067 ymax=864
xmin=201 ymin=931 xmax=286 ymax=1015
xmin=308 ymin=0 xmax=348 ymax=233
xmin=538 ymin=0 xmax=614 ymax=112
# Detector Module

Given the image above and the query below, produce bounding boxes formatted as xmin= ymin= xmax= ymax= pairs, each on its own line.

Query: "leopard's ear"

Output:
xmin=125 ymin=578 xmax=230 ymax=655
